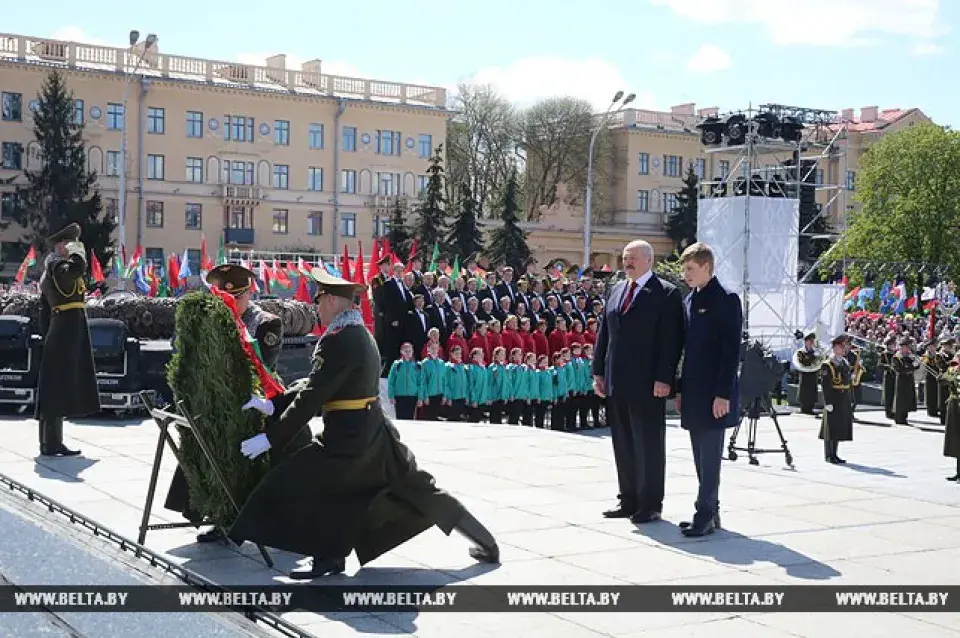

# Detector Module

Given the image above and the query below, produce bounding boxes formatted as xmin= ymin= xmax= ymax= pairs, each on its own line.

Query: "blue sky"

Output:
xmin=4 ymin=0 xmax=956 ymax=126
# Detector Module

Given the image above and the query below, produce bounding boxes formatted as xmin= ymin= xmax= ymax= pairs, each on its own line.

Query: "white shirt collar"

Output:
xmin=632 ymin=271 xmax=653 ymax=288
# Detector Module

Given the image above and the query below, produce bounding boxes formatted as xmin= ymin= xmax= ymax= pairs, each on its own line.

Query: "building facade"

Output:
xmin=0 ymin=32 xmax=449 ymax=273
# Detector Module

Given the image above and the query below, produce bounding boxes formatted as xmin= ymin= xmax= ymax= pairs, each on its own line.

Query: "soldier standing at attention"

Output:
xmin=36 ymin=223 xmax=100 ymax=457
xmin=880 ymin=334 xmax=898 ymax=419
xmin=937 ymin=337 xmax=956 ymax=425
xmin=820 ymin=335 xmax=854 ymax=464
xmin=794 ymin=333 xmax=819 ymax=415
xmin=940 ymin=352 xmax=960 ymax=482
xmin=921 ymin=339 xmax=941 ymax=418
xmin=891 ymin=337 xmax=920 ymax=425
xmin=843 ymin=336 xmax=864 ymax=414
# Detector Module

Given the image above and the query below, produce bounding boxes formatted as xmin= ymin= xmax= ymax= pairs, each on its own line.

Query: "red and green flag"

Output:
xmin=14 ymin=246 xmax=36 ymax=284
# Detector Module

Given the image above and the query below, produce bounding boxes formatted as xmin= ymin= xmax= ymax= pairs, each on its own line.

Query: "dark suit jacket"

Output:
xmin=592 ymin=274 xmax=684 ymax=398
xmin=426 ymin=304 xmax=454 ymax=341
xmin=677 ymin=276 xmax=743 ymax=430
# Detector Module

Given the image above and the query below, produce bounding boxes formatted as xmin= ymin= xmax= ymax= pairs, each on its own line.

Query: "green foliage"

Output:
xmin=653 ymin=251 xmax=690 ymax=296
xmin=411 ymin=144 xmax=449 ymax=263
xmin=387 ymin=197 xmax=412 ymax=259
xmin=166 ymin=292 xmax=271 ymax=527
xmin=485 ymin=170 xmax=531 ymax=272
xmin=823 ymin=122 xmax=960 ymax=277
xmin=446 ymin=182 xmax=484 ymax=261
xmin=666 ymin=166 xmax=698 ymax=252
xmin=14 ymin=70 xmax=116 ymax=266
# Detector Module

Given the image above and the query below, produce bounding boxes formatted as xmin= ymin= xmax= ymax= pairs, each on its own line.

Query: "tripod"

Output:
xmin=727 ymin=394 xmax=794 ymax=467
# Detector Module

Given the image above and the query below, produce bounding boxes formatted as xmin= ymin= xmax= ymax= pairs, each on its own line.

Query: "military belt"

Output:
xmin=323 ymin=397 xmax=378 ymax=412
xmin=53 ymin=301 xmax=86 ymax=313
xmin=831 ymin=384 xmax=851 ymax=390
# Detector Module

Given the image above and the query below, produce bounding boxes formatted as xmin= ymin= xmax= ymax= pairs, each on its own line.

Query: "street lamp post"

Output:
xmin=583 ymin=91 xmax=635 ymax=270
xmin=118 ymin=30 xmax=157 ymax=275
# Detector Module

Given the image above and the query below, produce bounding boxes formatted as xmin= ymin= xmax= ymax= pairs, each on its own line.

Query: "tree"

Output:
xmin=446 ymin=183 xmax=484 ymax=261
xmin=666 ymin=166 xmax=699 ymax=253
xmin=411 ymin=144 xmax=448 ymax=262
xmin=822 ymin=122 xmax=960 ymax=279
xmin=387 ymin=197 xmax=412 ymax=259
xmin=14 ymin=70 xmax=115 ymax=267
xmin=520 ymin=96 xmax=619 ymax=221
xmin=445 ymin=84 xmax=521 ymax=217
xmin=485 ymin=170 xmax=531 ymax=273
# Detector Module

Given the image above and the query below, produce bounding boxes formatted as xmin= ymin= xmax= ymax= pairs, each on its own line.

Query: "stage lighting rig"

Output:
xmin=726 ymin=114 xmax=748 ymax=145
xmin=753 ymin=111 xmax=780 ymax=138
xmin=697 ymin=116 xmax=725 ymax=146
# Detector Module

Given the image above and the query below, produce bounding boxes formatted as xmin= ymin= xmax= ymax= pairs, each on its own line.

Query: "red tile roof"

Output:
xmin=828 ymin=108 xmax=918 ymax=133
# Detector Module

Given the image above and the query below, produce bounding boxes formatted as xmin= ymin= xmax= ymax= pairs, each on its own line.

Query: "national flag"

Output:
xmin=166 ymin=252 xmax=181 ymax=290
xmin=133 ymin=264 xmax=150 ymax=294
xmin=294 ymin=273 xmax=312 ymax=303
xmin=90 ymin=253 xmax=104 ymax=283
xmin=125 ymin=246 xmax=143 ymax=278
xmin=179 ymin=248 xmax=192 ymax=280
xmin=14 ymin=246 xmax=36 ymax=284
xmin=240 ymin=258 xmax=260 ymax=293
xmin=200 ymin=235 xmax=214 ymax=272
xmin=258 ymin=260 xmax=271 ymax=294
xmin=450 ymin=256 xmax=461 ymax=280
xmin=111 ymin=255 xmax=123 ymax=280
xmin=215 ymin=233 xmax=226 ymax=266
xmin=366 ymin=238 xmax=381 ymax=284
xmin=404 ymin=238 xmax=418 ymax=273
xmin=341 ymin=245 xmax=352 ymax=282
xmin=271 ymin=260 xmax=293 ymax=288
xmin=843 ymin=286 xmax=860 ymax=302
xmin=427 ymin=242 xmax=439 ymax=272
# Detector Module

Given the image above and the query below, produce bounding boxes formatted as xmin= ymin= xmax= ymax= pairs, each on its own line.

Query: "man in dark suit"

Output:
xmin=593 ymin=240 xmax=685 ymax=524
xmin=673 ymin=243 xmax=742 ymax=537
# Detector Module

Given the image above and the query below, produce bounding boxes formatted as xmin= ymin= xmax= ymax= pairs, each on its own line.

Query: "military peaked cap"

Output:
xmin=310 ymin=267 xmax=365 ymax=300
xmin=377 ymin=254 xmax=392 ymax=265
xmin=830 ymin=335 xmax=847 ymax=346
xmin=804 ymin=332 xmax=816 ymax=341
xmin=47 ymin=222 xmax=81 ymax=245
xmin=206 ymin=264 xmax=255 ymax=295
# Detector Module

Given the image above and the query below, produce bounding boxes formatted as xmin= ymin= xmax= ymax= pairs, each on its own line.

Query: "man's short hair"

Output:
xmin=679 ymin=242 xmax=716 ymax=272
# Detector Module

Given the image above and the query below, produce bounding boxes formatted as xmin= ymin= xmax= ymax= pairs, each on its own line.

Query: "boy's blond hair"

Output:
xmin=679 ymin=242 xmax=715 ymax=273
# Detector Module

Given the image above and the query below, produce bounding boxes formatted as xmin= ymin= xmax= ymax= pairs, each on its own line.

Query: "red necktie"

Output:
xmin=620 ymin=281 xmax=638 ymax=314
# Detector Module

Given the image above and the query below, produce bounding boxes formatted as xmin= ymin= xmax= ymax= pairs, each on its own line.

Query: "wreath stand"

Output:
xmin=137 ymin=392 xmax=274 ymax=568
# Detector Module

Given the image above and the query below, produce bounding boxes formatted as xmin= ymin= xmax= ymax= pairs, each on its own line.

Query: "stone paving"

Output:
xmin=1 ymin=406 xmax=959 ymax=637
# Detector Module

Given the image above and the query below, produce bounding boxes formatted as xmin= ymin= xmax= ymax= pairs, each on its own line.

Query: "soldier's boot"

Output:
xmin=40 ymin=417 xmax=81 ymax=457
xmin=823 ymin=439 xmax=835 ymax=463
xmin=948 ymin=459 xmax=960 ymax=482
xmin=454 ymin=509 xmax=500 ymax=564
xmin=832 ymin=441 xmax=846 ymax=464
xmin=288 ymin=556 xmax=347 ymax=580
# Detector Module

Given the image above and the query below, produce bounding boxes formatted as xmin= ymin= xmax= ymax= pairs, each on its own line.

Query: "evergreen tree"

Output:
xmin=411 ymin=144 xmax=448 ymax=263
xmin=387 ymin=197 xmax=412 ymax=259
xmin=446 ymin=182 xmax=484 ymax=261
xmin=14 ymin=70 xmax=115 ymax=267
xmin=485 ymin=170 xmax=531 ymax=273
xmin=666 ymin=166 xmax=698 ymax=253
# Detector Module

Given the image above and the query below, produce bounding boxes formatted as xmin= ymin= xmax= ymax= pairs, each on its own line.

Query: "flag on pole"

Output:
xmin=112 ymin=254 xmax=123 ymax=280
xmin=179 ymin=248 xmax=193 ymax=280
xmin=405 ymin=238 xmax=418 ymax=273
xmin=450 ymin=256 xmax=461 ymax=280
xmin=427 ymin=242 xmax=439 ymax=272
xmin=215 ymin=233 xmax=226 ymax=266
xmin=125 ymin=246 xmax=143 ymax=278
xmin=14 ymin=246 xmax=36 ymax=284
xmin=200 ymin=234 xmax=214 ymax=272
xmin=90 ymin=253 xmax=105 ymax=283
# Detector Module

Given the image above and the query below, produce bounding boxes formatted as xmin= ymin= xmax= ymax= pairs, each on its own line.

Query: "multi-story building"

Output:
xmin=0 ymin=32 xmax=449 ymax=274
xmin=522 ymin=102 xmax=930 ymax=271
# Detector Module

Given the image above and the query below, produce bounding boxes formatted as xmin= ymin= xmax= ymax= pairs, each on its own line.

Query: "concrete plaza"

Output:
xmin=0 ymin=406 xmax=959 ymax=637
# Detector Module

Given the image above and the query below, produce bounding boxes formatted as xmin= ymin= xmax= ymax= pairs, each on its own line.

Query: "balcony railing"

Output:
xmin=0 ymin=33 xmax=447 ymax=109
xmin=220 ymin=184 xmax=263 ymax=205
xmin=224 ymin=228 xmax=255 ymax=246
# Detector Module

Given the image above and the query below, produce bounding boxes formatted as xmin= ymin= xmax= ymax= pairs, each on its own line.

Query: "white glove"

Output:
xmin=825 ymin=405 xmax=834 ymax=413
xmin=242 ymin=395 xmax=275 ymax=416
xmin=240 ymin=433 xmax=272 ymax=459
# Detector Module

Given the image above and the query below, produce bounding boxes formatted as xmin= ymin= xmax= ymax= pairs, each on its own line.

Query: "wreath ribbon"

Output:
xmin=210 ymin=285 xmax=285 ymax=399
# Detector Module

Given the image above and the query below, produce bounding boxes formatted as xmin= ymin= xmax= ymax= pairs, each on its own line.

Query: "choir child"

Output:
xmin=570 ymin=342 xmax=591 ymax=429
xmin=448 ymin=321 xmax=469 ymax=359
xmin=443 ymin=345 xmax=469 ymax=421
xmin=487 ymin=319 xmax=504 ymax=355
xmin=469 ymin=321 xmax=492 ymax=363
xmin=418 ymin=341 xmax=446 ymax=421
xmin=534 ymin=355 xmax=553 ymax=429
xmin=560 ymin=347 xmax=579 ymax=430
xmin=387 ymin=342 xmax=421 ymax=420
xmin=506 ymin=348 xmax=526 ymax=424
xmin=519 ymin=317 xmax=537 ymax=357
xmin=550 ymin=351 xmax=571 ymax=430
xmin=467 ymin=347 xmax=491 ymax=422
xmin=549 ymin=316 xmax=569 ymax=357
xmin=501 ymin=316 xmax=524 ymax=355
xmin=488 ymin=347 xmax=508 ymax=424
xmin=421 ymin=327 xmax=444 ymax=360
xmin=522 ymin=352 xmax=538 ymax=426
xmin=533 ymin=320 xmax=550 ymax=359
xmin=583 ymin=343 xmax=601 ymax=427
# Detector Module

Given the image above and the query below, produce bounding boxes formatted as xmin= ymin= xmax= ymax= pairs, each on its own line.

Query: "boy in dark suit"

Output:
xmin=674 ymin=243 xmax=743 ymax=538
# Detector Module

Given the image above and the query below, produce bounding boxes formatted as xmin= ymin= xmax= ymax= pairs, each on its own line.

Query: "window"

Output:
xmin=663 ymin=155 xmax=682 ymax=178
xmin=417 ymin=175 xmax=428 ymax=195
xmin=340 ymin=212 xmax=356 ymax=237
xmin=636 ymin=190 xmax=649 ymax=212
xmin=308 ymin=124 xmax=324 ymax=149
xmin=307 ymin=211 xmax=323 ymax=235
xmin=846 ymin=170 xmax=856 ymax=190
xmin=1 ymin=143 xmax=22 ymax=170
xmin=146 ymin=154 xmax=165 ymax=180
xmin=373 ymin=215 xmax=389 ymax=237
xmin=378 ymin=172 xmax=400 ymax=196
xmin=638 ymin=153 xmax=649 ymax=175
xmin=104 ymin=198 xmax=118 ymax=224
xmin=341 ymin=169 xmax=357 ymax=194
xmin=146 ymin=201 xmax=164 ymax=227
xmin=147 ymin=107 xmax=165 ymax=134
xmin=185 ymin=157 xmax=203 ymax=183
xmin=1 ymin=92 xmax=22 ymax=121
xmin=1 ymin=192 xmax=18 ymax=218
xmin=107 ymin=103 xmax=124 ymax=130
xmin=718 ymin=160 xmax=730 ymax=178
xmin=186 ymin=111 xmax=203 ymax=138
xmin=225 ymin=115 xmax=254 ymax=142
xmin=376 ymin=129 xmax=401 ymax=156
xmin=185 ymin=203 xmax=202 ymax=229
xmin=106 ymin=151 xmax=121 ymax=177
xmin=228 ymin=205 xmax=253 ymax=229
xmin=145 ymin=247 xmax=164 ymax=266
xmin=418 ymin=134 xmax=432 ymax=159
xmin=186 ymin=249 xmax=201 ymax=274
xmin=74 ymin=99 xmax=84 ymax=126
xmin=695 ymin=158 xmax=706 ymax=180
xmin=274 ymin=120 xmax=290 ymax=146
xmin=273 ymin=164 xmax=289 ymax=189
xmin=308 ymin=167 xmax=323 ymax=191
xmin=342 ymin=126 xmax=356 ymax=152
xmin=663 ymin=192 xmax=678 ymax=212
xmin=224 ymin=160 xmax=255 ymax=185
xmin=272 ymin=209 xmax=289 ymax=234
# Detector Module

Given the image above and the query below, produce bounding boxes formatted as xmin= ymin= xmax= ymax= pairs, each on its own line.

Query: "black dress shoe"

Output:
xmin=833 ymin=456 xmax=847 ymax=464
xmin=40 ymin=445 xmax=81 ymax=457
xmin=602 ymin=506 xmax=636 ymax=519
xmin=630 ymin=510 xmax=662 ymax=524
xmin=947 ymin=475 xmax=960 ymax=482
xmin=289 ymin=556 xmax=347 ymax=580
xmin=680 ymin=513 xmax=721 ymax=530
xmin=682 ymin=519 xmax=716 ymax=537
xmin=469 ymin=543 xmax=500 ymax=564
xmin=196 ymin=528 xmax=228 ymax=543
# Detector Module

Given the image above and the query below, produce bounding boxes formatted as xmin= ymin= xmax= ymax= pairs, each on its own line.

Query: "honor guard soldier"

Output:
xmin=940 ymin=352 xmax=960 ymax=482
xmin=371 ymin=253 xmax=392 ymax=376
xmin=36 ymin=222 xmax=101 ymax=457
xmin=937 ymin=336 xmax=956 ymax=425
xmin=820 ymin=334 xmax=854 ymax=464
xmin=921 ymin=339 xmax=942 ymax=418
xmin=880 ymin=334 xmax=898 ymax=419
xmin=165 ymin=263 xmax=283 ymax=543
xmin=794 ymin=332 xmax=820 ymax=415
xmin=844 ymin=335 xmax=864 ymax=413
xmin=891 ymin=337 xmax=920 ymax=425
xmin=230 ymin=268 xmax=500 ymax=580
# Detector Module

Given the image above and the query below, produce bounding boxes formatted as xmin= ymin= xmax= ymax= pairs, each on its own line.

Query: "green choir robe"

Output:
xmin=443 ymin=362 xmax=469 ymax=401
xmin=388 ymin=359 xmax=421 ymax=399
xmin=553 ymin=364 xmax=571 ymax=399
xmin=507 ymin=363 xmax=526 ymax=401
xmin=418 ymin=357 xmax=446 ymax=401
xmin=487 ymin=363 xmax=508 ymax=403
xmin=536 ymin=368 xmax=555 ymax=402
xmin=467 ymin=364 xmax=491 ymax=406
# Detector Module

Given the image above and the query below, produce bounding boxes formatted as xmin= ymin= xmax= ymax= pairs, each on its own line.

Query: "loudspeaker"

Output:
xmin=139 ymin=339 xmax=172 ymax=398
xmin=88 ymin=318 xmax=142 ymax=392
xmin=0 ymin=316 xmax=42 ymax=389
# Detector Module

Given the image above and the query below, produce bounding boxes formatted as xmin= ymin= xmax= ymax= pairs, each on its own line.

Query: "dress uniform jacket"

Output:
xmin=228 ymin=310 xmax=468 ymax=565
xmin=819 ymin=357 xmax=854 ymax=442
xmin=942 ymin=366 xmax=960 ymax=459
xmin=36 ymin=246 xmax=100 ymax=419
